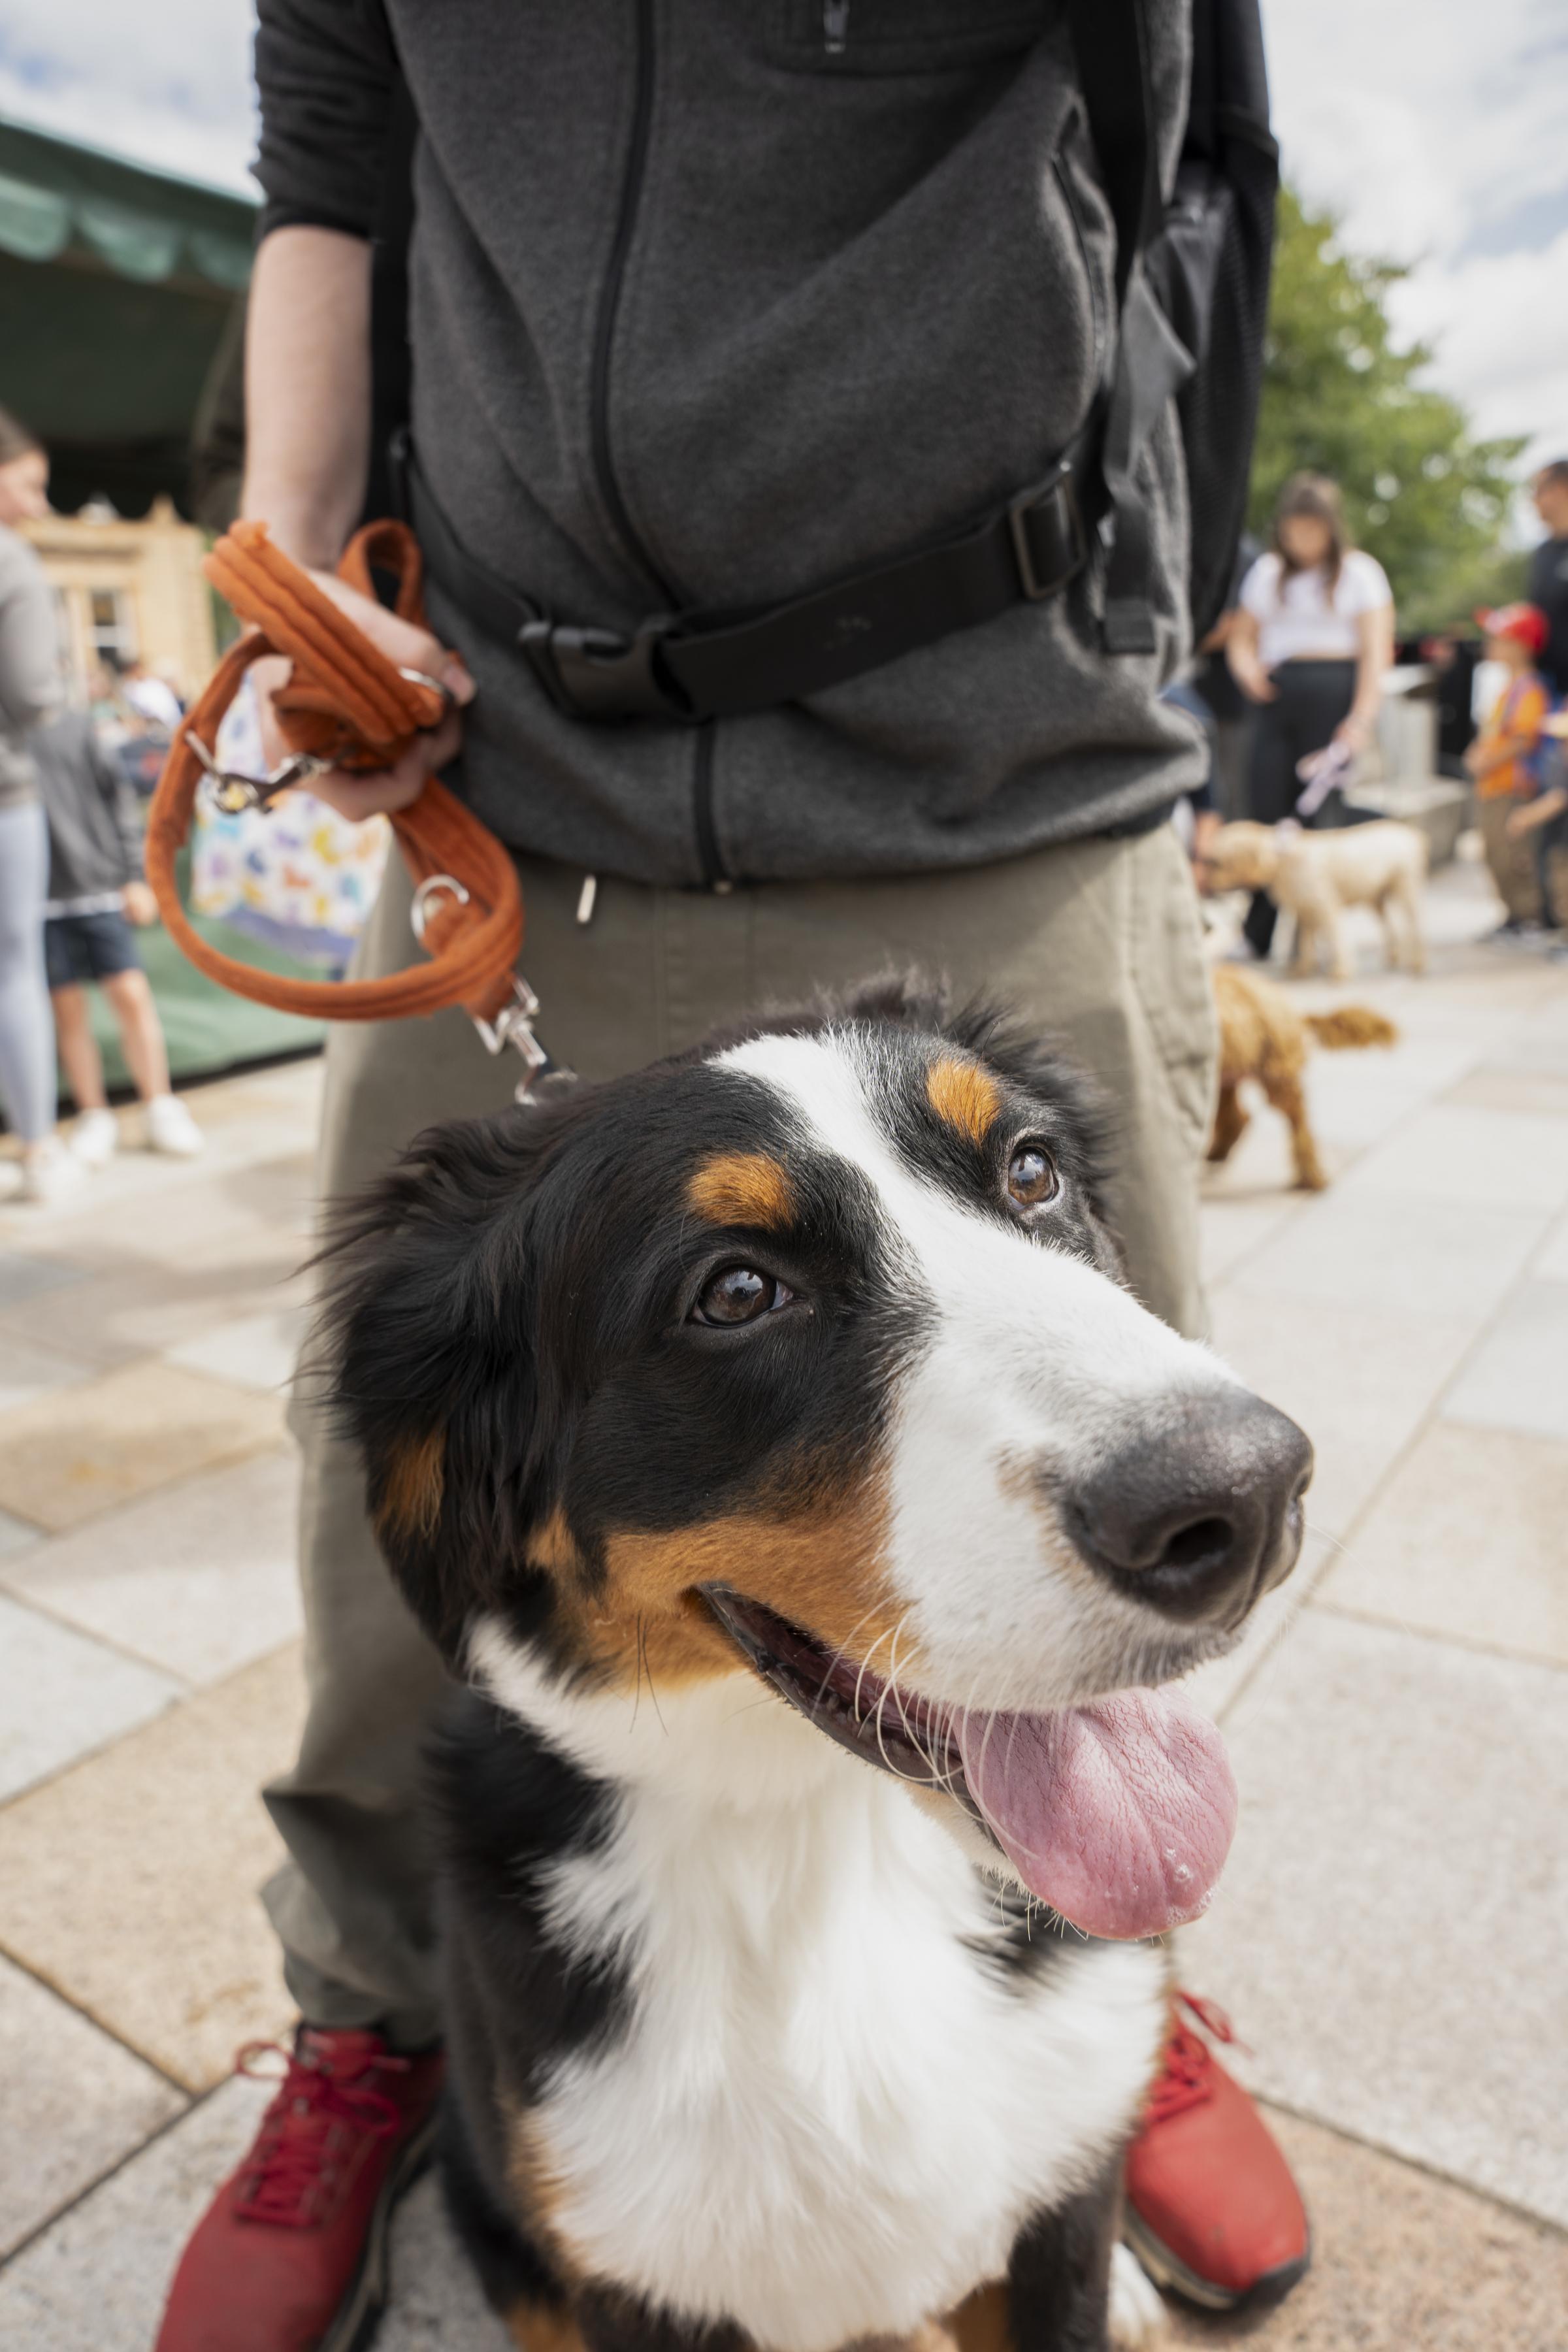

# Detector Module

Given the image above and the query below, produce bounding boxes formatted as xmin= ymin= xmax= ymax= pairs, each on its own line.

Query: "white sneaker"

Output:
xmin=71 ymin=1107 xmax=120 ymax=1168
xmin=18 ymin=1137 xmax=87 ymax=1203
xmin=144 ymin=1094 xmax=204 ymax=1158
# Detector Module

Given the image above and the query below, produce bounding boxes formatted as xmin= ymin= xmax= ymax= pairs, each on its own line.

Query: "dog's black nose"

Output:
xmin=1066 ymin=1389 xmax=1313 ymax=1625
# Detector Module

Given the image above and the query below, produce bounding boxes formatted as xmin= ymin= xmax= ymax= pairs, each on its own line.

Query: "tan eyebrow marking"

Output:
xmin=376 ymin=1428 xmax=446 ymax=1543
xmin=926 ymin=1055 xmax=1001 ymax=1146
xmin=686 ymin=1151 xmax=795 ymax=1230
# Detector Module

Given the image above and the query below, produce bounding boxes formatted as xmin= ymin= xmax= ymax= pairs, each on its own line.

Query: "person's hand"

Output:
xmin=1235 ymin=661 xmax=1277 ymax=705
xmin=1333 ymin=711 xmax=1372 ymax=755
xmin=253 ymin=571 xmax=476 ymax=823
xmin=122 ymin=879 xmax=158 ymax=926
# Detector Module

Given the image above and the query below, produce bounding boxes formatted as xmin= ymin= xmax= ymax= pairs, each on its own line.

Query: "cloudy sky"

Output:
xmin=3 ymin=0 xmax=1565 ymax=473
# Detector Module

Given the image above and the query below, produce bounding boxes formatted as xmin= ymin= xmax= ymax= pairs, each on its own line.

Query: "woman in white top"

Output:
xmin=1228 ymin=472 xmax=1395 ymax=956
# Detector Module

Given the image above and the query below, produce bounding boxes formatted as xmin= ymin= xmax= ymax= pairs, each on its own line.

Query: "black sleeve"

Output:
xmin=253 ymin=0 xmax=397 ymax=243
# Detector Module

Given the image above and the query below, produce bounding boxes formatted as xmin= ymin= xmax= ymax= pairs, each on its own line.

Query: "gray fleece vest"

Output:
xmin=395 ymin=0 xmax=1204 ymax=886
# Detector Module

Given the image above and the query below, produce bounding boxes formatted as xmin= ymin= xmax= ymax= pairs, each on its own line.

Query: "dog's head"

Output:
xmin=323 ymin=981 xmax=1310 ymax=1940
xmin=1199 ymin=821 xmax=1282 ymax=894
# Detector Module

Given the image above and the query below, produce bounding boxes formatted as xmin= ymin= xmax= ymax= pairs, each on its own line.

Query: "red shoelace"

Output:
xmin=1145 ymin=1990 xmax=1244 ymax=2125
xmin=233 ymin=2038 xmax=409 ymax=2227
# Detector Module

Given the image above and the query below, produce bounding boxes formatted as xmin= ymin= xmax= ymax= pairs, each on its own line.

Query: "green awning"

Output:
xmin=0 ymin=118 xmax=255 ymax=289
xmin=0 ymin=118 xmax=257 ymax=515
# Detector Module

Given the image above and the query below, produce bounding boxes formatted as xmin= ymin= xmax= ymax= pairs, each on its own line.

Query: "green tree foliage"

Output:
xmin=1251 ymin=188 xmax=1526 ymax=630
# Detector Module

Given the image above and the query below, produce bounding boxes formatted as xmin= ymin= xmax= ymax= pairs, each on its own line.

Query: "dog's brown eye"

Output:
xmin=693 ymin=1266 xmax=789 ymax=1326
xmin=1006 ymin=1143 xmax=1057 ymax=1209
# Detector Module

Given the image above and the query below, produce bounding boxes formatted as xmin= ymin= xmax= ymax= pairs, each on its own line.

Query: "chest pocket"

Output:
xmin=770 ymin=0 xmax=1057 ymax=74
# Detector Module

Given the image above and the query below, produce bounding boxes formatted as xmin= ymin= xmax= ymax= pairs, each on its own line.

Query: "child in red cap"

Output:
xmin=1465 ymin=604 xmax=1553 ymax=939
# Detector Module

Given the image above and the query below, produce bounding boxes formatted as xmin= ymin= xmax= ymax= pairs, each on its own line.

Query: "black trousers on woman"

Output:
xmin=1243 ymin=657 xmax=1358 ymax=958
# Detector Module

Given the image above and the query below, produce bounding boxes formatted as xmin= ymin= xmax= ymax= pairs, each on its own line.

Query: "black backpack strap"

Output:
xmin=1068 ymin=0 xmax=1194 ymax=657
xmin=1067 ymin=0 xmax=1164 ymax=306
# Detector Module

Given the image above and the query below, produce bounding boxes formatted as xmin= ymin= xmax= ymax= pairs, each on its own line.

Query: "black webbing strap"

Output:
xmin=1066 ymin=0 xmax=1164 ymax=305
xmin=396 ymin=431 xmax=1097 ymax=725
xmin=1066 ymin=0 xmax=1179 ymax=656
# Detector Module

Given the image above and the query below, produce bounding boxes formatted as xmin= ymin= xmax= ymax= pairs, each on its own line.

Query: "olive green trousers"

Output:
xmin=265 ymin=823 xmax=1217 ymax=2043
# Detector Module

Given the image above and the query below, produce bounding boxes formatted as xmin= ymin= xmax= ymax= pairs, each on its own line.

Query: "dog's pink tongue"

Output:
xmin=956 ymin=1688 xmax=1237 ymax=1940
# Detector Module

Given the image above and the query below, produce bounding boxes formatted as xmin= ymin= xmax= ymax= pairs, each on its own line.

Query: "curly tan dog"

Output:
xmin=1203 ymin=820 xmax=1428 ymax=979
xmin=1211 ymin=963 xmax=1398 ymax=1190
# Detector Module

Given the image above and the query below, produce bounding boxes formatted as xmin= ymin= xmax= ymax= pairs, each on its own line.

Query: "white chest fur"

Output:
xmin=474 ymin=1639 xmax=1167 ymax=2352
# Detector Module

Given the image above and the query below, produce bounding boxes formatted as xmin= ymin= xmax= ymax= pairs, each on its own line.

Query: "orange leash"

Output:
xmin=146 ymin=520 xmax=553 ymax=1088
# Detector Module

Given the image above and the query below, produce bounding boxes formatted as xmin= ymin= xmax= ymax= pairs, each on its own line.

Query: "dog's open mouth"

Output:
xmin=702 ymin=1586 xmax=1238 ymax=1943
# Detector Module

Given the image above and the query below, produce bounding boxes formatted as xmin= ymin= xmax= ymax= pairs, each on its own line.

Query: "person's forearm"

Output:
xmin=242 ymin=226 xmax=373 ymax=567
xmin=1350 ymin=606 xmax=1394 ymax=730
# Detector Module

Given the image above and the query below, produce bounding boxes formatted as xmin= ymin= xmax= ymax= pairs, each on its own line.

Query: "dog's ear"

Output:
xmin=314 ymin=1105 xmax=564 ymax=1657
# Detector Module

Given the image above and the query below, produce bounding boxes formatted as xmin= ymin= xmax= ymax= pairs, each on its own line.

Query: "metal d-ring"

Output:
xmin=397 ymin=666 xmax=455 ymax=718
xmin=409 ymin=872 xmax=470 ymax=947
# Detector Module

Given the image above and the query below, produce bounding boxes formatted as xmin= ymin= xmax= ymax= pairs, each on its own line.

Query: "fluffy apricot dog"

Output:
xmin=1211 ymin=963 xmax=1397 ymax=1191
xmin=1203 ymin=819 xmax=1428 ymax=979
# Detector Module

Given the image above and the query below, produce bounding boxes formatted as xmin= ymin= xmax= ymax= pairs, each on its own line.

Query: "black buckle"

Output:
xmin=518 ymin=615 xmax=691 ymax=723
xmin=1007 ymin=463 xmax=1086 ymax=602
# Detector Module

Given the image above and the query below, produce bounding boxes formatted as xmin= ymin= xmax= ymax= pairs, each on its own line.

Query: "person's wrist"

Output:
xmin=238 ymin=487 xmax=348 ymax=573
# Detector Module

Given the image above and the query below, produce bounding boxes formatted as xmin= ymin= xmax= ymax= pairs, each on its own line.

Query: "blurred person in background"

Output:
xmin=1465 ymin=604 xmax=1551 ymax=940
xmin=1529 ymin=460 xmax=1568 ymax=701
xmin=1227 ymin=473 xmax=1394 ymax=959
xmin=0 ymin=404 xmax=76 ymax=1201
xmin=31 ymin=706 xmax=204 ymax=1164
xmin=115 ymin=652 xmax=185 ymax=733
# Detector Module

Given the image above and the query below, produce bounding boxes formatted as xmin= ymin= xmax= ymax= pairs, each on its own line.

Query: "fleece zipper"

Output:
xmin=591 ymin=0 xmax=676 ymax=606
xmin=591 ymin=0 xmax=728 ymax=887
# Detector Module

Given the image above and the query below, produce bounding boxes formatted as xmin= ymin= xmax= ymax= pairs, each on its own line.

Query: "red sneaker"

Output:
xmin=1124 ymin=1991 xmax=1309 ymax=2311
xmin=155 ymin=2026 xmax=444 ymax=2352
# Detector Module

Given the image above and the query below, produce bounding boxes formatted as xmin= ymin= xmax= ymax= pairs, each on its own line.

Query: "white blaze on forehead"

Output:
xmin=716 ymin=1030 xmax=1245 ymax=1710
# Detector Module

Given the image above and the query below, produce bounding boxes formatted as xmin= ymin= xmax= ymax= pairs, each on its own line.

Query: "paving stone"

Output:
xmin=1537 ymin=1211 xmax=1568 ymax=1282
xmin=0 ymin=1646 xmax=306 ymax=2089
xmin=1164 ymin=2108 xmax=1568 ymax=2352
xmin=1227 ymin=1190 xmax=1548 ymax=1324
xmin=164 ymin=1307 xmax=308 ymax=1396
xmin=0 ymin=1252 xmax=88 ymax=1310
xmin=1 ymin=1450 xmax=303 ymax=1685
xmin=0 ymin=2074 xmax=270 ymax=2351
xmin=1206 ymin=1286 xmax=1475 ymax=1539
xmin=1443 ymin=1065 xmax=1568 ymax=1117
xmin=0 ymin=1234 xmax=308 ymax=1371
xmin=1198 ymin=1194 xmax=1303 ymax=1289
xmin=378 ymin=2172 xmax=512 ymax=2351
xmin=0 ymin=1506 xmax=42 ymax=1557
xmin=1318 ymin=1422 xmax=1568 ymax=1667
xmin=0 ymin=1361 xmax=286 ymax=1533
xmin=0 ymin=1593 xmax=179 ymax=1802
xmin=1441 ymin=1280 xmax=1568 ymax=1441
xmin=1335 ymin=1102 xmax=1568 ymax=1214
xmin=1179 ymin=1612 xmax=1568 ymax=2229
xmin=0 ymin=1335 xmax=97 ymax=1418
xmin=0 ymin=1952 xmax=185 ymax=2261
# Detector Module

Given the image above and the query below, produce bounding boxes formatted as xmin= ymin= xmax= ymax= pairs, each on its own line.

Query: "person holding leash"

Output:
xmin=157 ymin=5 xmax=1310 ymax=2343
xmin=1228 ymin=472 xmax=1394 ymax=960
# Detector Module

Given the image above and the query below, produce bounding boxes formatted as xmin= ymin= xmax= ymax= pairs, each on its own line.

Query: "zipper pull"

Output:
xmin=824 ymin=1 xmax=849 ymax=57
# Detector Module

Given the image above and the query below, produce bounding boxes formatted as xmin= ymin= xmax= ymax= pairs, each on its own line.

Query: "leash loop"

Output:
xmin=147 ymin=520 xmax=533 ymax=1046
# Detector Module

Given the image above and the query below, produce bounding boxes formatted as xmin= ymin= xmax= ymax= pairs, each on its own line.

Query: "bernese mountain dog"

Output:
xmin=321 ymin=979 xmax=1311 ymax=2352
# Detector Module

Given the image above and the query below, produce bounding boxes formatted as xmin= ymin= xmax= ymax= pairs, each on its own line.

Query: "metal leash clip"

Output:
xmin=183 ymin=727 xmax=333 ymax=815
xmin=410 ymin=875 xmax=566 ymax=1103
